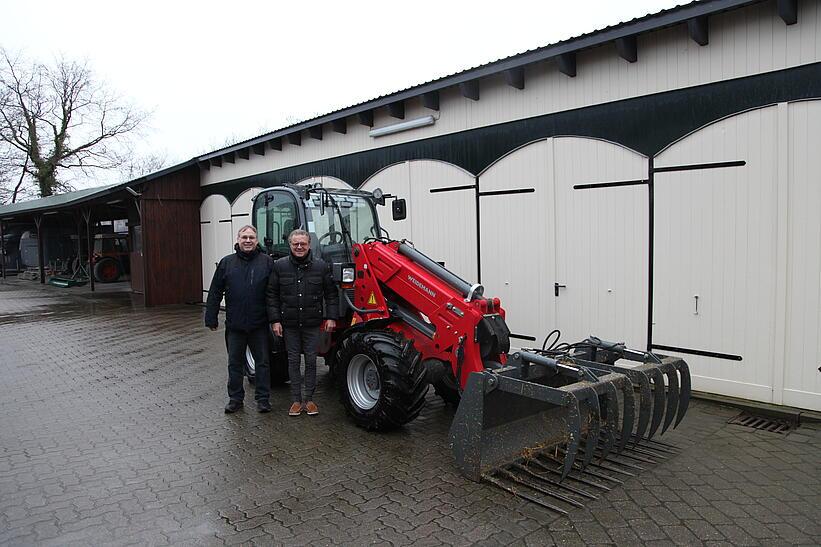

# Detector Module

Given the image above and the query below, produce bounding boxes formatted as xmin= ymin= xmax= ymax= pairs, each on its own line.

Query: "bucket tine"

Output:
xmin=513 ymin=463 xmax=598 ymax=500
xmin=483 ymin=473 xmax=569 ymax=515
xmin=498 ymin=469 xmax=586 ymax=508
xmin=632 ymin=371 xmax=653 ymax=444
xmin=598 ymin=380 xmax=619 ymax=461
xmin=579 ymin=387 xmax=600 ymax=472
xmin=647 ymin=367 xmax=666 ymax=439
xmin=616 ymin=377 xmax=635 ymax=452
xmin=660 ymin=363 xmax=680 ymax=435
xmin=673 ymin=358 xmax=691 ymax=428
xmin=560 ymin=394 xmax=583 ymax=481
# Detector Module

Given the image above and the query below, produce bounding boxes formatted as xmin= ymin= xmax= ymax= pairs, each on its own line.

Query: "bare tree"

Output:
xmin=0 ymin=48 xmax=148 ymax=200
xmin=118 ymin=151 xmax=168 ymax=181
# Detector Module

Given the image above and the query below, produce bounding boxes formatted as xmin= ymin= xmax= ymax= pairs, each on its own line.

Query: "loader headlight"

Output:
xmin=342 ymin=267 xmax=355 ymax=284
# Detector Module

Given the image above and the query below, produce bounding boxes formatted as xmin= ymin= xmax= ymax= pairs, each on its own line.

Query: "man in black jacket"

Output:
xmin=267 ymin=229 xmax=338 ymax=416
xmin=205 ymin=225 xmax=274 ymax=413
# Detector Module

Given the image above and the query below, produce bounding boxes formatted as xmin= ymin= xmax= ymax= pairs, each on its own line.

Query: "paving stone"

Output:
xmin=1 ymin=279 xmax=819 ymax=546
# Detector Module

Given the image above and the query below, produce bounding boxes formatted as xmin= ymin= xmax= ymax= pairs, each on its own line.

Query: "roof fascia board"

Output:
xmin=198 ymin=0 xmax=761 ymax=161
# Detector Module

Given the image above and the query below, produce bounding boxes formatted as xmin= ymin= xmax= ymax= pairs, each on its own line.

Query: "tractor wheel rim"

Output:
xmin=348 ymin=354 xmax=380 ymax=410
xmin=245 ymin=347 xmax=256 ymax=375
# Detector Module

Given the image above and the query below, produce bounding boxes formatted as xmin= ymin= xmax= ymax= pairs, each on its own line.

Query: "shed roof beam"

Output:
xmin=269 ymin=137 xmax=282 ymax=151
xmin=688 ymin=15 xmax=709 ymax=46
xmin=558 ymin=52 xmax=576 ymax=77
xmin=504 ymin=67 xmax=525 ymax=89
xmin=777 ymin=0 xmax=797 ymax=25
xmin=459 ymin=80 xmax=480 ymax=101
xmin=288 ymin=132 xmax=301 ymax=146
xmin=615 ymin=35 xmax=638 ymax=63
xmin=358 ymin=110 xmax=374 ymax=127
xmin=238 ymin=148 xmax=249 ymax=160
xmin=211 ymin=156 xmax=222 ymax=167
xmin=309 ymin=125 xmax=323 ymax=140
xmin=422 ymin=91 xmax=439 ymax=110
xmin=252 ymin=143 xmax=266 ymax=156
xmin=332 ymin=118 xmax=347 ymax=134
xmin=388 ymin=101 xmax=405 ymax=119
xmin=223 ymin=152 xmax=235 ymax=164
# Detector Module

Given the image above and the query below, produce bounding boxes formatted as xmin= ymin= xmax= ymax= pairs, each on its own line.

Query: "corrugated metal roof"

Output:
xmin=0 ymin=159 xmax=198 ymax=219
xmin=199 ymin=0 xmax=763 ymax=161
xmin=0 ymin=185 xmax=117 ymax=219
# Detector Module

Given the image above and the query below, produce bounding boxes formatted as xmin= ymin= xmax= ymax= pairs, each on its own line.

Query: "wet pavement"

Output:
xmin=0 ymin=277 xmax=819 ymax=546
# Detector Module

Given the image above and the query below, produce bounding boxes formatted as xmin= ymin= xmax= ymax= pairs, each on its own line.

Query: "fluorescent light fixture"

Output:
xmin=44 ymin=211 xmax=59 ymax=215
xmin=106 ymin=199 xmax=123 ymax=205
xmin=369 ymin=115 xmax=435 ymax=138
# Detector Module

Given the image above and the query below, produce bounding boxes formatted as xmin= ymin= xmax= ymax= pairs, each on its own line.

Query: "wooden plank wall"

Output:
xmin=141 ymin=166 xmax=203 ymax=306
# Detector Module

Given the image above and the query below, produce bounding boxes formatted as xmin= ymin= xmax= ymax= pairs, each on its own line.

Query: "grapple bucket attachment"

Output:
xmin=448 ymin=340 xmax=691 ymax=513
xmin=575 ymin=337 xmax=693 ymax=443
xmin=449 ymin=352 xmax=625 ymax=482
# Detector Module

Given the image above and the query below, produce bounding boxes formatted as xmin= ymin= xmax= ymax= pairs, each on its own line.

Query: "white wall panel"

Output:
xmin=230 ymin=187 xmax=262 ymax=242
xmin=783 ymin=100 xmax=821 ymax=410
xmin=406 ymin=161 xmax=477 ymax=282
xmin=361 ymin=162 xmax=412 ymax=242
xmin=478 ymin=138 xmax=647 ymax=347
xmin=479 ymin=141 xmax=557 ymax=342
xmin=199 ymin=195 xmax=232 ymax=302
xmin=202 ymin=1 xmax=820 ymax=188
xmin=361 ymin=161 xmax=476 ymax=281
xmin=551 ymin=138 xmax=649 ymax=348
xmin=654 ymin=106 xmax=780 ymax=402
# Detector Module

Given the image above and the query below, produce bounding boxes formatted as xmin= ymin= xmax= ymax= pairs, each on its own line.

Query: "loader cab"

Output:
xmin=252 ymin=184 xmax=382 ymax=264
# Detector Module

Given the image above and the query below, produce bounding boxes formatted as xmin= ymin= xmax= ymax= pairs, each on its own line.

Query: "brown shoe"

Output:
xmin=305 ymin=401 xmax=319 ymax=416
xmin=288 ymin=402 xmax=303 ymax=416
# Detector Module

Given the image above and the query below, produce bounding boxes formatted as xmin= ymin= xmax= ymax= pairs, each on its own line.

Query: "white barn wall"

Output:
xmin=361 ymin=161 xmax=477 ymax=281
xmin=654 ymin=105 xmax=780 ymax=402
xmin=230 ymin=188 xmax=263 ymax=243
xmin=201 ymin=0 xmax=820 ymax=187
xmin=653 ymin=99 xmax=821 ymax=410
xmin=783 ymin=100 xmax=821 ymax=411
xmin=551 ymin=139 xmax=649 ymax=347
xmin=200 ymin=195 xmax=232 ymax=301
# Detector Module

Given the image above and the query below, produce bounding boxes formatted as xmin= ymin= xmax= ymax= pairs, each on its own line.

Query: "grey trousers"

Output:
xmin=282 ymin=327 xmax=321 ymax=402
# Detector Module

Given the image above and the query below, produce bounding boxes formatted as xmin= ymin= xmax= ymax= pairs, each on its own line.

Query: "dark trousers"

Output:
xmin=226 ymin=327 xmax=270 ymax=403
xmin=282 ymin=327 xmax=320 ymax=402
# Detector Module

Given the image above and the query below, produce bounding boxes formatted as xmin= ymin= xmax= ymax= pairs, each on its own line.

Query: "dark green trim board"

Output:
xmin=203 ymin=62 xmax=821 ymax=202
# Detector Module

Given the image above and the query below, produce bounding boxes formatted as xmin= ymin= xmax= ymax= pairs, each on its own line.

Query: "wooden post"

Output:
xmin=0 ymin=220 xmax=6 ymax=280
xmin=83 ymin=207 xmax=95 ymax=292
xmin=34 ymin=215 xmax=45 ymax=284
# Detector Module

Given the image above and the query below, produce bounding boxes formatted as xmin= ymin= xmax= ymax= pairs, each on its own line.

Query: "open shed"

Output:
xmin=0 ymin=162 xmax=201 ymax=306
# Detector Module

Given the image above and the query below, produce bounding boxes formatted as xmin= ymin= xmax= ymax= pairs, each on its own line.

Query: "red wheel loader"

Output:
xmin=253 ymin=184 xmax=691 ymax=512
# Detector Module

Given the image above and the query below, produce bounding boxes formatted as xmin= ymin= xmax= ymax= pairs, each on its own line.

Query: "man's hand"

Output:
xmin=271 ymin=322 xmax=283 ymax=337
xmin=324 ymin=319 xmax=336 ymax=332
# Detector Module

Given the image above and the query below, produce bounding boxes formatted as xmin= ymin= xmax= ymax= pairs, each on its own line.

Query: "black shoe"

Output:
xmin=257 ymin=401 xmax=271 ymax=413
xmin=224 ymin=400 xmax=243 ymax=413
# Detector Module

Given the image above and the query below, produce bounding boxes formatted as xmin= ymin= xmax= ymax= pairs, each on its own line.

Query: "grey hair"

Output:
xmin=236 ymin=225 xmax=257 ymax=237
xmin=288 ymin=229 xmax=310 ymax=243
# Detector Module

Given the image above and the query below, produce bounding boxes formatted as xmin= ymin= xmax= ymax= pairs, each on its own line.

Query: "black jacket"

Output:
xmin=266 ymin=254 xmax=339 ymax=328
xmin=205 ymin=247 xmax=274 ymax=331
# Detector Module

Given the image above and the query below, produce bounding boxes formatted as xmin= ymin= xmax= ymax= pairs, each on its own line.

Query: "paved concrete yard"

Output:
xmin=1 ymin=278 xmax=819 ymax=546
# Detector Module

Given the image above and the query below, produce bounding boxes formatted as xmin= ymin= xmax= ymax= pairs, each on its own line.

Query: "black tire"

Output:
xmin=432 ymin=369 xmax=461 ymax=406
xmin=93 ymin=257 xmax=121 ymax=283
xmin=336 ymin=329 xmax=428 ymax=430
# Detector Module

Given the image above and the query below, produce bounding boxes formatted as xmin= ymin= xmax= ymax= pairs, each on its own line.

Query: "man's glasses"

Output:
xmin=290 ymin=242 xmax=308 ymax=247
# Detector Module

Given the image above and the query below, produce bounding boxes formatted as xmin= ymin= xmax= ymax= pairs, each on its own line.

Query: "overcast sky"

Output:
xmin=3 ymin=0 xmax=682 ymax=181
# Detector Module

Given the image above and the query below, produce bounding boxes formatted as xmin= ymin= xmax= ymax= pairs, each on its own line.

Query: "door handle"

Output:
xmin=555 ymin=282 xmax=566 ymax=297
